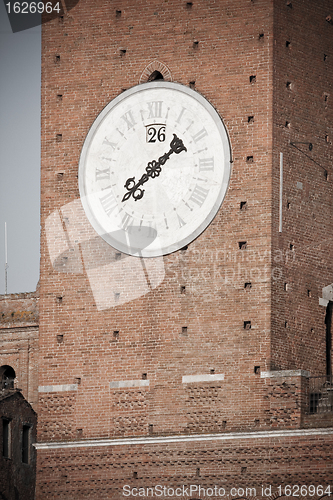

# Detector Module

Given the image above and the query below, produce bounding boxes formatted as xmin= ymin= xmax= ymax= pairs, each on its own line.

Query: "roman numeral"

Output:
xmin=199 ymin=157 xmax=214 ymax=171
xmin=189 ymin=185 xmax=209 ymax=207
xmin=100 ymin=157 xmax=113 ymax=162
xmin=186 ymin=120 xmax=194 ymax=131
xmin=176 ymin=107 xmax=186 ymax=124
xmin=192 ymin=128 xmax=208 ymax=143
xmin=121 ymin=110 xmax=136 ymax=130
xmin=103 ymin=137 xmax=117 ymax=150
xmin=99 ymin=190 xmax=117 ymax=216
xmin=95 ymin=168 xmax=110 ymax=181
xmin=139 ymin=219 xmax=156 ymax=237
xmin=147 ymin=221 xmax=156 ymax=237
xmin=177 ymin=214 xmax=186 ymax=228
xmin=121 ymin=213 xmax=134 ymax=231
xmin=147 ymin=101 xmax=163 ymax=118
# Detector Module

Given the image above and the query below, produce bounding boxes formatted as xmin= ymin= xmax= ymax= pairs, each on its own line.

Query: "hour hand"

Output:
xmin=122 ymin=134 xmax=187 ymax=202
xmin=122 ymin=174 xmax=149 ymax=202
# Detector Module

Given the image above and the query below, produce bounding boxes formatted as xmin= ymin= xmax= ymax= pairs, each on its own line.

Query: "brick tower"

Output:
xmin=36 ymin=0 xmax=333 ymax=498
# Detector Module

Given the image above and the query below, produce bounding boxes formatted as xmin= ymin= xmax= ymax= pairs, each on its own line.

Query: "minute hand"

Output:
xmin=122 ymin=134 xmax=187 ymax=202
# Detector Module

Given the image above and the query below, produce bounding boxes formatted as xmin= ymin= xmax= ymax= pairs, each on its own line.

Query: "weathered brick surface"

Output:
xmin=36 ymin=433 xmax=333 ymax=500
xmin=39 ymin=0 xmax=275 ymax=442
xmin=0 ymin=291 xmax=39 ymax=326
xmin=38 ymin=393 xmax=76 ymax=441
xmin=271 ymin=0 xmax=333 ymax=374
xmin=0 ymin=291 xmax=39 ymax=407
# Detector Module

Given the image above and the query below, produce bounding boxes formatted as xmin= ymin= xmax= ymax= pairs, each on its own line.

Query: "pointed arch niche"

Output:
xmin=139 ymin=61 xmax=172 ymax=84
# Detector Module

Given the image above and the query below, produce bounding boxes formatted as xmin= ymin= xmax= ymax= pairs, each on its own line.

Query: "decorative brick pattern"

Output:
xmin=112 ymin=390 xmax=147 ymax=411
xmin=113 ymin=415 xmax=148 ymax=437
xmin=264 ymin=381 xmax=300 ymax=427
xmin=36 ymin=434 xmax=333 ymax=500
xmin=38 ymin=394 xmax=76 ymax=441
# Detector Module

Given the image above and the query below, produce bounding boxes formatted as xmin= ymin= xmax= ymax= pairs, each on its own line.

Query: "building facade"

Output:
xmin=0 ymin=291 xmax=39 ymax=407
xmin=0 ymin=389 xmax=37 ymax=500
xmin=5 ymin=0 xmax=333 ymax=498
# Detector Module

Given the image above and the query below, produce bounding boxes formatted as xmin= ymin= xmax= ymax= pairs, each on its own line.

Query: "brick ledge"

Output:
xmin=0 ymin=323 xmax=38 ymax=330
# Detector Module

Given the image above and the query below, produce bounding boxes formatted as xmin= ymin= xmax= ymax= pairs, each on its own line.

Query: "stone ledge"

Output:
xmin=261 ymin=370 xmax=311 ymax=378
xmin=0 ymin=323 xmax=39 ymax=330
xmin=182 ymin=374 xmax=225 ymax=383
xmin=34 ymin=427 xmax=333 ymax=450
xmin=109 ymin=379 xmax=149 ymax=389
xmin=38 ymin=384 xmax=78 ymax=393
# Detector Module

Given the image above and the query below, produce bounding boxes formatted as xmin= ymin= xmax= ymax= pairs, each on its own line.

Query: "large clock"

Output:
xmin=79 ymin=81 xmax=231 ymax=257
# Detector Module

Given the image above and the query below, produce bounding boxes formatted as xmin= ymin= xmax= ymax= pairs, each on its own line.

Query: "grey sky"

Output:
xmin=0 ymin=1 xmax=40 ymax=294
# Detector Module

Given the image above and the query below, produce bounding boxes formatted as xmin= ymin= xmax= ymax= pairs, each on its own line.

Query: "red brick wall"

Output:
xmin=271 ymin=0 xmax=333 ymax=375
xmin=39 ymin=0 xmax=275 ymax=441
xmin=36 ymin=431 xmax=333 ymax=500
xmin=0 ymin=292 xmax=39 ymax=407
xmin=37 ymin=0 xmax=333 ymax=498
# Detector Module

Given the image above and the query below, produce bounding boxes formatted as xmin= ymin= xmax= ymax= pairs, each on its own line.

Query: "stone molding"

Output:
xmin=109 ymin=379 xmax=149 ymax=389
xmin=34 ymin=427 xmax=333 ymax=450
xmin=38 ymin=384 xmax=78 ymax=393
xmin=260 ymin=370 xmax=311 ymax=378
xmin=182 ymin=374 xmax=225 ymax=383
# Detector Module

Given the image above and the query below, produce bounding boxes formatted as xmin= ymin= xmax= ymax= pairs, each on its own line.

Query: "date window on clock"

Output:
xmin=145 ymin=124 xmax=166 ymax=143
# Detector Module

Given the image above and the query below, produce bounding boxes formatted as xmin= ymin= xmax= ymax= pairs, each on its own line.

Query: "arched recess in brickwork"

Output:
xmin=139 ymin=61 xmax=172 ymax=84
xmin=0 ymin=365 xmax=16 ymax=389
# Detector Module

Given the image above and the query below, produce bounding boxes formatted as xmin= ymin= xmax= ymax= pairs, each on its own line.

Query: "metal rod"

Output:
xmin=279 ymin=153 xmax=283 ymax=233
xmin=4 ymin=222 xmax=8 ymax=294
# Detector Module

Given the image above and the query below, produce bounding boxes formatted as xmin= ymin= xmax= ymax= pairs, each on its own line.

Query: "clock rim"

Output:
xmin=78 ymin=81 xmax=232 ymax=257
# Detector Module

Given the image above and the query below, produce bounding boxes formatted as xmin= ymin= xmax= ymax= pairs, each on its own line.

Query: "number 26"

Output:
xmin=147 ymin=125 xmax=166 ymax=143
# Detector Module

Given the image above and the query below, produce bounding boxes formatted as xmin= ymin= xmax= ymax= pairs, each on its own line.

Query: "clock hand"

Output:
xmin=122 ymin=134 xmax=187 ymax=202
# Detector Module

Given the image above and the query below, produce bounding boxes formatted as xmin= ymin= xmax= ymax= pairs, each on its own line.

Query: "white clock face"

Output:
xmin=79 ymin=82 xmax=231 ymax=257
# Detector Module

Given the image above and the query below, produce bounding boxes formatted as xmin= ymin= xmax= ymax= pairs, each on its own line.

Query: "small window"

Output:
xmin=2 ymin=418 xmax=11 ymax=458
xmin=148 ymin=70 xmax=164 ymax=82
xmin=22 ymin=425 xmax=31 ymax=464
xmin=1 ymin=365 xmax=16 ymax=390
